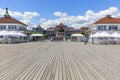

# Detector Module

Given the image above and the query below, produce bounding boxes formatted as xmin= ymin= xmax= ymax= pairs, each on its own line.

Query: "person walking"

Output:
xmin=92 ymin=37 xmax=94 ymax=44
xmin=84 ymin=38 xmax=87 ymax=45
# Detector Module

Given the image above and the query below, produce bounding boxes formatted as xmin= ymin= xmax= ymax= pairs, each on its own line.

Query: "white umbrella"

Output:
xmin=97 ymin=31 xmax=111 ymax=37
xmin=0 ymin=31 xmax=10 ymax=36
xmin=111 ymin=32 xmax=120 ymax=37
xmin=31 ymin=34 xmax=43 ymax=37
xmin=8 ymin=31 xmax=18 ymax=36
xmin=71 ymin=34 xmax=84 ymax=37
xmin=16 ymin=32 xmax=27 ymax=37
xmin=0 ymin=31 xmax=26 ymax=37
xmin=90 ymin=32 xmax=101 ymax=37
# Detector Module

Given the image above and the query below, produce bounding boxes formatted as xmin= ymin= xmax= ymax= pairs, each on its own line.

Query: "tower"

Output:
xmin=4 ymin=8 xmax=11 ymax=18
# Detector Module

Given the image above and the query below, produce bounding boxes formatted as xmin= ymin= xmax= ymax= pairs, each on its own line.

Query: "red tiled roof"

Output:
xmin=46 ymin=27 xmax=55 ymax=31
xmin=68 ymin=27 xmax=75 ymax=30
xmin=80 ymin=27 xmax=89 ymax=31
xmin=95 ymin=15 xmax=120 ymax=24
xmin=55 ymin=23 xmax=68 ymax=30
xmin=0 ymin=17 xmax=27 ymax=26
xmin=58 ymin=23 xmax=65 ymax=26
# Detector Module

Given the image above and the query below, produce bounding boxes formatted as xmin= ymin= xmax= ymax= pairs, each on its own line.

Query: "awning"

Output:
xmin=71 ymin=34 xmax=84 ymax=37
xmin=30 ymin=34 xmax=43 ymax=37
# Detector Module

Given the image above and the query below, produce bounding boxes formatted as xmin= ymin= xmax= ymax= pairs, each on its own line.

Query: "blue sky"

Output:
xmin=1 ymin=0 xmax=120 ymax=17
xmin=0 ymin=0 xmax=120 ymax=29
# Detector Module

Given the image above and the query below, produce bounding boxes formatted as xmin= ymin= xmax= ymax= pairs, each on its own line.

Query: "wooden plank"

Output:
xmin=0 ymin=42 xmax=120 ymax=80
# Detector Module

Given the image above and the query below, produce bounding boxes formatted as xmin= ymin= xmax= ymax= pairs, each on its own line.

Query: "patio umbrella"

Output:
xmin=31 ymin=34 xmax=43 ymax=37
xmin=90 ymin=32 xmax=101 ymax=37
xmin=0 ymin=31 xmax=10 ymax=36
xmin=99 ymin=31 xmax=111 ymax=37
xmin=16 ymin=32 xmax=27 ymax=37
xmin=111 ymin=32 xmax=120 ymax=38
xmin=71 ymin=34 xmax=84 ymax=37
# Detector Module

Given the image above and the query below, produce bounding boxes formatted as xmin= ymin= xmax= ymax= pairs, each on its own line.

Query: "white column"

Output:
xmin=6 ymin=25 xmax=8 ymax=30
xmin=17 ymin=25 xmax=19 ymax=31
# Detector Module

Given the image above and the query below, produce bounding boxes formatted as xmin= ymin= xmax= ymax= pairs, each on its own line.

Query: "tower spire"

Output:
xmin=4 ymin=8 xmax=11 ymax=18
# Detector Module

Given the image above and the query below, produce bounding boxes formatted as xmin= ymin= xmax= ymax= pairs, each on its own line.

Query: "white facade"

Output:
xmin=0 ymin=8 xmax=27 ymax=43
xmin=0 ymin=23 xmax=26 ymax=32
xmin=90 ymin=23 xmax=120 ymax=34
xmin=0 ymin=8 xmax=27 ymax=33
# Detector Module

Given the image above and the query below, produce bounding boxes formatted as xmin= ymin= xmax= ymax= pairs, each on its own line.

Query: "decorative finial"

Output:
xmin=106 ymin=15 xmax=112 ymax=19
xmin=6 ymin=8 xmax=8 ymax=11
xmin=4 ymin=8 xmax=11 ymax=18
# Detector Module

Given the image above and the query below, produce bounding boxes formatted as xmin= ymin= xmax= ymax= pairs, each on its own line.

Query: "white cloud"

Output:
xmin=41 ymin=7 xmax=120 ymax=29
xmin=98 ymin=7 xmax=118 ymax=16
xmin=40 ymin=18 xmax=47 ymax=23
xmin=20 ymin=20 xmax=31 ymax=25
xmin=53 ymin=12 xmax=68 ymax=17
xmin=54 ymin=12 xmax=62 ymax=17
xmin=12 ymin=11 xmax=39 ymax=25
xmin=0 ymin=8 xmax=5 ymax=17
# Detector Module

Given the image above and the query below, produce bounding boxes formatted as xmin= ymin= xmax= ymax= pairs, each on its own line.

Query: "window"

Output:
xmin=19 ymin=26 xmax=26 ymax=31
xmin=8 ymin=25 xmax=17 ymax=30
xmin=97 ymin=25 xmax=107 ymax=30
xmin=0 ymin=25 xmax=6 ymax=30
xmin=8 ymin=26 xmax=10 ymax=29
xmin=14 ymin=26 xmax=17 ymax=29
xmin=0 ymin=36 xmax=3 ymax=38
xmin=109 ymin=25 xmax=118 ymax=30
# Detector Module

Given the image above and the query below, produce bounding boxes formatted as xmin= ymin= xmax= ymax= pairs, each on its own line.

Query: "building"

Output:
xmin=32 ymin=25 xmax=44 ymax=34
xmin=55 ymin=23 xmax=67 ymax=37
xmin=0 ymin=8 xmax=27 ymax=33
xmin=46 ymin=23 xmax=81 ymax=41
xmin=46 ymin=23 xmax=80 ymax=38
xmin=80 ymin=27 xmax=89 ymax=33
xmin=90 ymin=15 xmax=120 ymax=34
xmin=0 ymin=8 xmax=27 ymax=43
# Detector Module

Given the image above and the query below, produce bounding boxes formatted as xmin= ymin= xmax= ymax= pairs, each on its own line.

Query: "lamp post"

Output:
xmin=26 ymin=30 xmax=32 ymax=41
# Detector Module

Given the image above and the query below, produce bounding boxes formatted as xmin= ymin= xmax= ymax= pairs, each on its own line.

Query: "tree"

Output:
xmin=44 ymin=34 xmax=49 ymax=38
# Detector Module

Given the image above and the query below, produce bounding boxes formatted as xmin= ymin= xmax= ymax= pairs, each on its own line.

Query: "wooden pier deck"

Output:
xmin=0 ymin=42 xmax=120 ymax=80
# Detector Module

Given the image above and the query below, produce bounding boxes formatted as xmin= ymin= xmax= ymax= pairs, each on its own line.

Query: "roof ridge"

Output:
xmin=0 ymin=17 xmax=27 ymax=26
xmin=95 ymin=15 xmax=120 ymax=24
